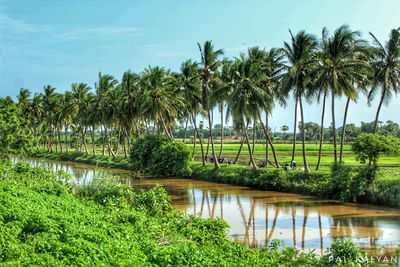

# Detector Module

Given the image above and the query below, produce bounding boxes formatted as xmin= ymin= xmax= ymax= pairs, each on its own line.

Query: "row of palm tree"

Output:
xmin=16 ymin=25 xmax=400 ymax=174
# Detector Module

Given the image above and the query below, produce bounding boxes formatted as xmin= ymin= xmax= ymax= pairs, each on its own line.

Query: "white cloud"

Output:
xmin=0 ymin=14 xmax=50 ymax=33
xmin=56 ymin=26 xmax=142 ymax=41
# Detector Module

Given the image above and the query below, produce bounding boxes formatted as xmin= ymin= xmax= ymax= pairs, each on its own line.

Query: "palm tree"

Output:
xmin=140 ymin=66 xmax=182 ymax=140
xmin=282 ymin=30 xmax=318 ymax=174
xmin=198 ymin=41 xmax=224 ymax=169
xmin=95 ymin=73 xmax=118 ymax=156
xmin=313 ymin=25 xmax=370 ymax=165
xmin=226 ymin=56 xmax=275 ymax=170
xmin=368 ymin=28 xmax=400 ymax=133
xmin=120 ymin=70 xmax=140 ymax=157
xmin=71 ymin=83 xmax=91 ymax=153
xmin=42 ymin=85 xmax=57 ymax=151
xmin=179 ymin=60 xmax=206 ymax=164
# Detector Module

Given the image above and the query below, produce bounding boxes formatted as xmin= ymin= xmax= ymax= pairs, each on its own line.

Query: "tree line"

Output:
xmin=12 ymin=25 xmax=400 ymax=174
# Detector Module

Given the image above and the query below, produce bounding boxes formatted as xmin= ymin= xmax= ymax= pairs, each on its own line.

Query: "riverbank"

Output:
xmin=28 ymin=150 xmax=400 ymax=208
xmin=1 ymin=158 xmax=371 ymax=266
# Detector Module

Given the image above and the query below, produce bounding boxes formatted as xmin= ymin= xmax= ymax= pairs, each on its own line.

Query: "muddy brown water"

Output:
xmin=10 ymin=156 xmax=400 ymax=257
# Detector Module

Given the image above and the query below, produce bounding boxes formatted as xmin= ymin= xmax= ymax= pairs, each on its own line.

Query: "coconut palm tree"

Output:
xmin=140 ymin=66 xmax=182 ymax=140
xmin=313 ymin=25 xmax=370 ymax=165
xmin=120 ymin=70 xmax=140 ymax=157
xmin=198 ymin=41 xmax=224 ymax=169
xmin=368 ymin=28 xmax=400 ymax=133
xmin=226 ymin=56 xmax=275 ymax=170
xmin=42 ymin=85 xmax=57 ymax=151
xmin=179 ymin=60 xmax=206 ymax=164
xmin=282 ymin=30 xmax=318 ymax=175
xmin=95 ymin=73 xmax=118 ymax=155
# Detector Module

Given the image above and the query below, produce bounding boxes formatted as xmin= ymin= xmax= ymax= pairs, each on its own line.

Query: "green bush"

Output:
xmin=130 ymin=135 xmax=192 ymax=177
xmin=149 ymin=142 xmax=192 ymax=177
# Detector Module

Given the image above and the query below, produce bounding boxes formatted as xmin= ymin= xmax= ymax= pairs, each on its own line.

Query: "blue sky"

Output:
xmin=0 ymin=0 xmax=399 ymax=130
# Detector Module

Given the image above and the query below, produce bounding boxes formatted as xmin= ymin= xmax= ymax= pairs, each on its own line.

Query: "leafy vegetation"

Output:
xmin=130 ymin=135 xmax=192 ymax=177
xmin=0 ymin=159 xmax=371 ymax=266
xmin=0 ymin=98 xmax=33 ymax=154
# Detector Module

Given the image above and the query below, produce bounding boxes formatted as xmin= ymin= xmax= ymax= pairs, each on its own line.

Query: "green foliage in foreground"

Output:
xmin=0 ymin=160 xmax=370 ymax=266
xmin=130 ymin=135 xmax=192 ymax=177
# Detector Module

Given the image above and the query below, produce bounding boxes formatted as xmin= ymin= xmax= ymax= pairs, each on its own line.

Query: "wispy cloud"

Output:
xmin=0 ymin=14 xmax=50 ymax=33
xmin=56 ymin=26 xmax=142 ymax=41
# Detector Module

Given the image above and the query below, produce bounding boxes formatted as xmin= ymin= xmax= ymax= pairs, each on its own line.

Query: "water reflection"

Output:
xmin=130 ymin=178 xmax=400 ymax=256
xmin=10 ymin=156 xmax=400 ymax=256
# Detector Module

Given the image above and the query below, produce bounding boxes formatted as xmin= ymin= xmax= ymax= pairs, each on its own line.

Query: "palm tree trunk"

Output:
xmin=182 ymin=117 xmax=189 ymax=143
xmin=233 ymin=137 xmax=245 ymax=164
xmin=57 ymin=129 xmax=63 ymax=153
xmin=82 ymin=128 xmax=89 ymax=155
xmin=65 ymin=126 xmax=69 ymax=154
xmin=251 ymin=120 xmax=256 ymax=157
xmin=91 ymin=126 xmax=96 ymax=156
xmin=291 ymin=96 xmax=299 ymax=164
xmin=192 ymin=113 xmax=205 ymax=165
xmin=316 ymin=92 xmax=327 ymax=170
xmin=244 ymin=122 xmax=257 ymax=171
xmin=331 ymin=94 xmax=338 ymax=163
xmin=101 ymin=125 xmax=105 ymax=156
xmin=218 ymin=103 xmax=224 ymax=158
xmin=373 ymin=88 xmax=386 ymax=133
xmin=207 ymin=109 xmax=220 ymax=168
xmin=258 ymin=115 xmax=279 ymax=168
xmin=339 ymin=97 xmax=351 ymax=162
xmin=299 ymin=97 xmax=310 ymax=175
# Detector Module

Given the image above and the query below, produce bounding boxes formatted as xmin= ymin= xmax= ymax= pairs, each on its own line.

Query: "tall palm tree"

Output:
xmin=225 ymin=56 xmax=275 ymax=170
xmin=313 ymin=25 xmax=370 ymax=164
xmin=95 ymin=73 xmax=118 ymax=156
xmin=71 ymin=83 xmax=91 ymax=153
xmin=42 ymin=85 xmax=57 ymax=151
xmin=198 ymin=41 xmax=224 ymax=169
xmin=120 ymin=70 xmax=140 ymax=157
xmin=179 ymin=60 xmax=206 ymax=164
xmin=368 ymin=28 xmax=400 ymax=133
xmin=282 ymin=30 xmax=318 ymax=174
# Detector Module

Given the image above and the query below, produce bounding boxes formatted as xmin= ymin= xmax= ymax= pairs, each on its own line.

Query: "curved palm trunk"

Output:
xmin=207 ymin=109 xmax=220 ymax=169
xmin=57 ymin=128 xmax=63 ymax=153
xmin=316 ymin=92 xmax=327 ymax=170
xmin=101 ymin=125 xmax=105 ymax=156
xmin=258 ymin=114 xmax=279 ymax=168
xmin=244 ymin=122 xmax=257 ymax=171
xmin=299 ymin=97 xmax=310 ymax=175
xmin=65 ymin=127 xmax=69 ymax=154
xmin=291 ymin=96 xmax=299 ymax=164
xmin=192 ymin=113 xmax=205 ymax=165
xmin=91 ymin=126 xmax=96 ymax=156
xmin=373 ymin=88 xmax=386 ymax=133
xmin=339 ymin=97 xmax=351 ymax=162
xmin=331 ymin=94 xmax=338 ymax=163
xmin=182 ymin=117 xmax=189 ymax=143
xmin=218 ymin=103 xmax=224 ymax=158
xmin=251 ymin=121 xmax=256 ymax=155
xmin=233 ymin=137 xmax=245 ymax=164
xmin=82 ymin=128 xmax=89 ymax=155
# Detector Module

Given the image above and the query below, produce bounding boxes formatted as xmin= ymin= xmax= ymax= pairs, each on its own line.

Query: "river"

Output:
xmin=9 ymin=155 xmax=400 ymax=257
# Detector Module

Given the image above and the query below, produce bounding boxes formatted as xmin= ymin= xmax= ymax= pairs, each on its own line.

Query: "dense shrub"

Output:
xmin=130 ymin=135 xmax=192 ymax=177
xmin=130 ymin=135 xmax=169 ymax=171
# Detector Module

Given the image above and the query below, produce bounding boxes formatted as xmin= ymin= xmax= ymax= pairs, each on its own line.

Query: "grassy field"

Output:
xmin=39 ymin=140 xmax=400 ymax=181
